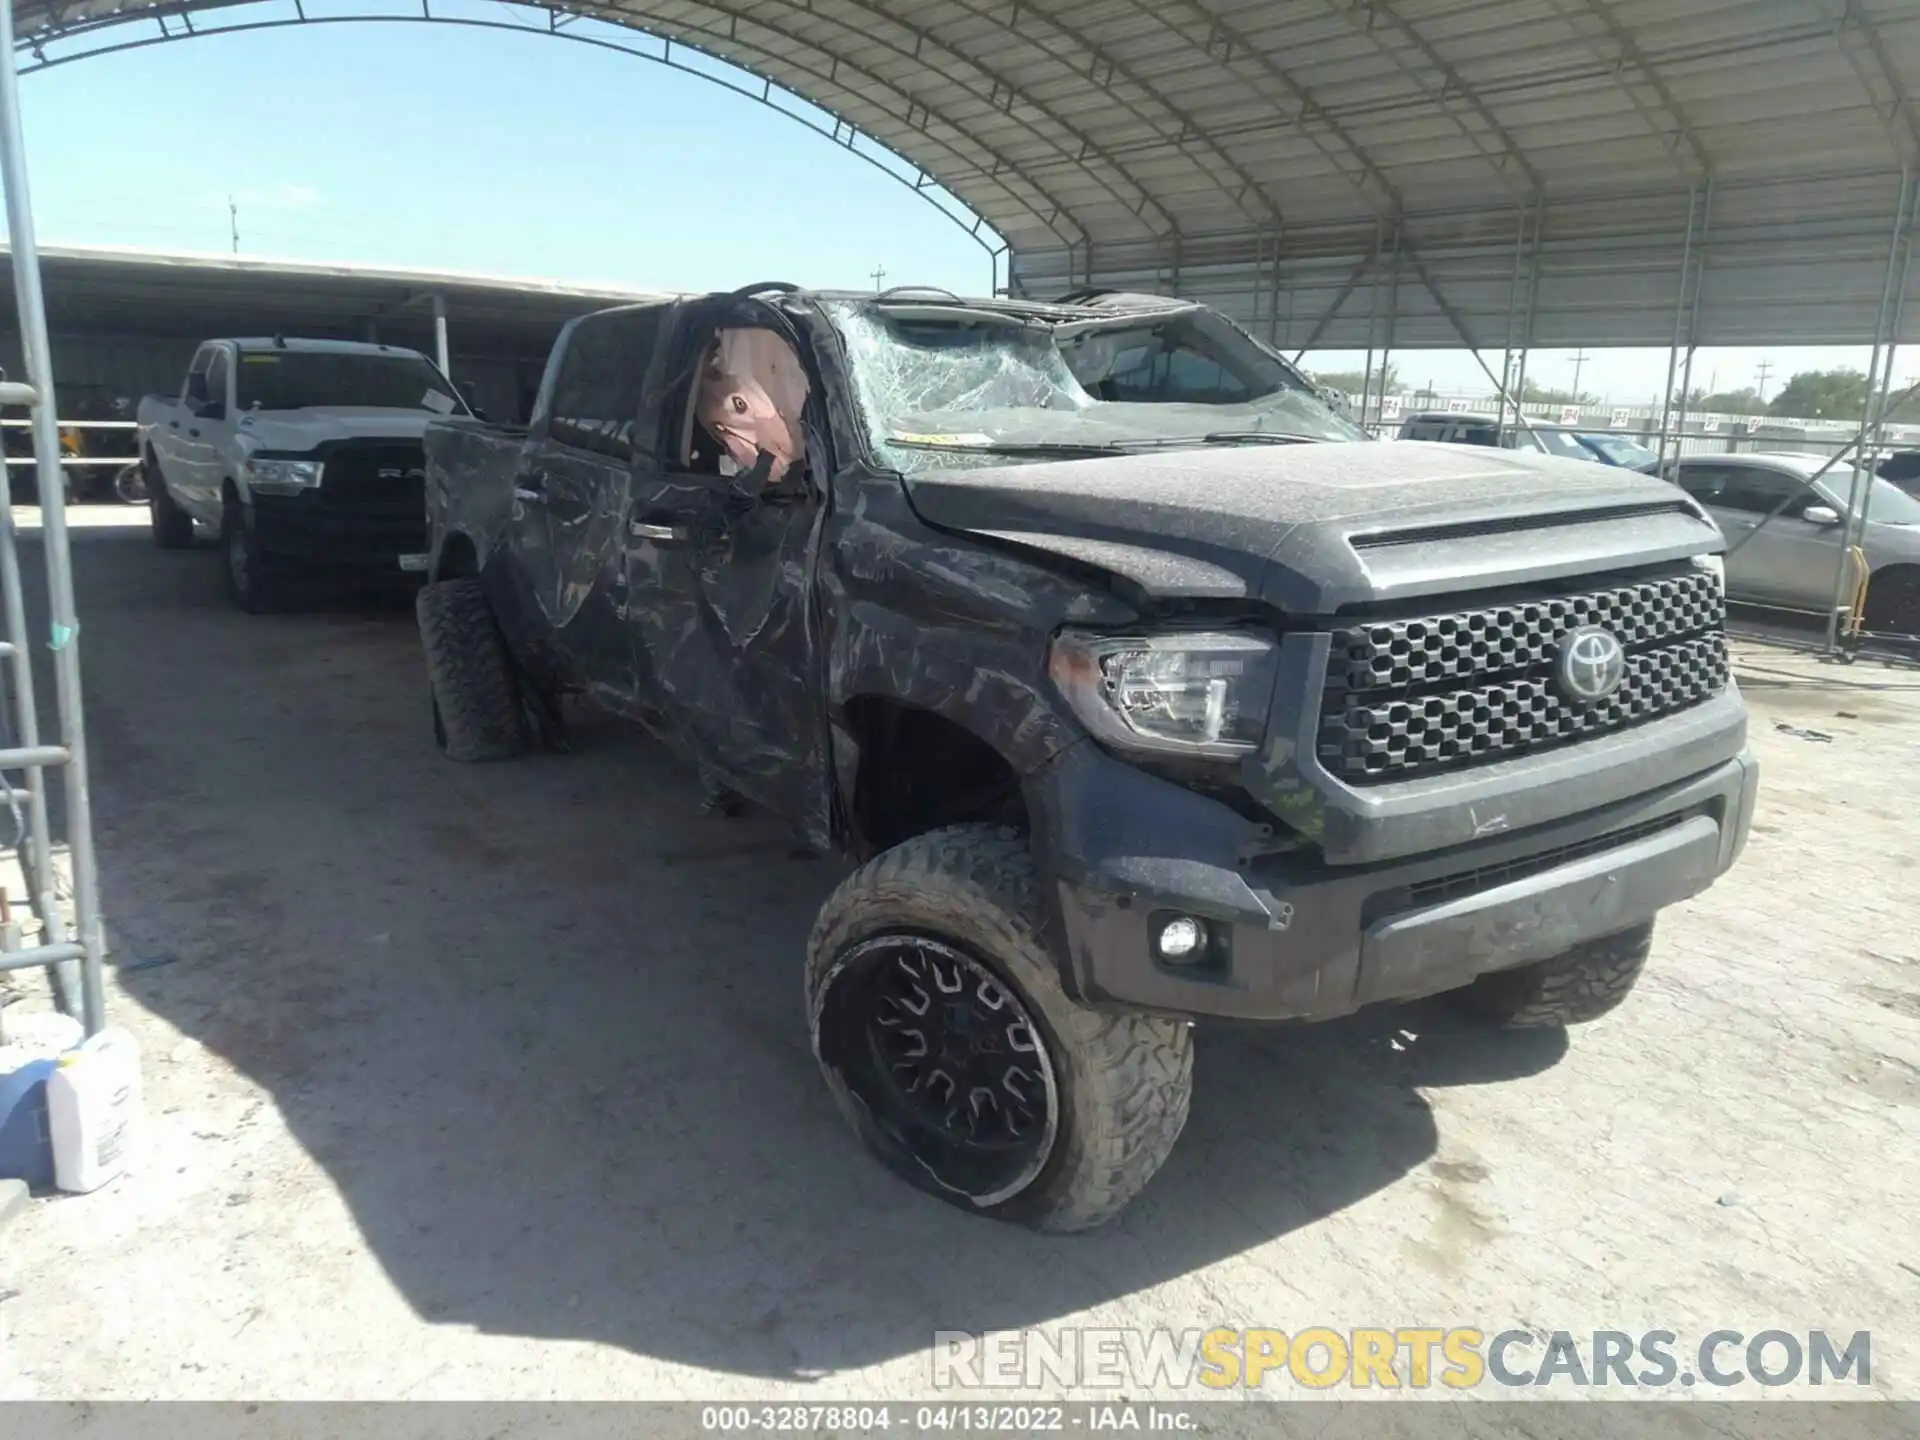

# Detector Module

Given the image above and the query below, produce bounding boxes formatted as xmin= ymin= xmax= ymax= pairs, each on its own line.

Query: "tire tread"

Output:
xmin=1461 ymin=923 xmax=1653 ymax=1028
xmin=416 ymin=577 xmax=528 ymax=762
xmin=808 ymin=824 xmax=1192 ymax=1232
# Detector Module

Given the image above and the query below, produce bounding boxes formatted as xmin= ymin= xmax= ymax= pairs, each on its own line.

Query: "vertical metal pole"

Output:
xmin=1359 ymin=221 xmax=1382 ymax=429
xmin=432 ymin=291 xmax=451 ymax=378
xmin=1267 ymin=229 xmax=1283 ymax=346
xmin=1513 ymin=210 xmax=1543 ymax=426
xmin=0 ymin=432 xmax=70 ymax=1015
xmin=1826 ymin=168 xmax=1911 ymax=653
xmin=1658 ymin=186 xmax=1700 ymax=470
xmin=0 ymin=6 xmax=108 ymax=1033
xmin=1379 ymin=222 xmax=1402 ymax=432
xmin=1501 ymin=205 xmax=1527 ymax=418
xmin=1674 ymin=181 xmax=1714 ymax=463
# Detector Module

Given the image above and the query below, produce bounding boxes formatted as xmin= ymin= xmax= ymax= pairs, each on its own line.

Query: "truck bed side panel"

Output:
xmin=424 ymin=418 xmax=554 ymax=667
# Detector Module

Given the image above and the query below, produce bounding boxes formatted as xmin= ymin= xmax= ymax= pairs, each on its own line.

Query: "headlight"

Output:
xmin=246 ymin=458 xmax=324 ymax=494
xmin=1048 ymin=629 xmax=1279 ymax=758
xmin=1692 ymin=552 xmax=1725 ymax=590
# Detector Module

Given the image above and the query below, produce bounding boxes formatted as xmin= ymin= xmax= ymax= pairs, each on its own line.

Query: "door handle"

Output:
xmin=630 ymin=520 xmax=690 ymax=545
xmin=187 ymin=429 xmax=200 ymax=438
xmin=513 ymin=486 xmax=547 ymax=504
xmin=168 ymin=420 xmax=179 ymax=430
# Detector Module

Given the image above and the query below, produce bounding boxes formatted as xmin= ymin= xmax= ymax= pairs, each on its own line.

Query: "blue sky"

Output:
xmin=15 ymin=2 xmax=994 ymax=294
xmin=8 ymin=2 xmax=1890 ymax=402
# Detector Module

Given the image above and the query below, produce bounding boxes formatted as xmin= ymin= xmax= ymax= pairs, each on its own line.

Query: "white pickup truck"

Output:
xmin=137 ymin=337 xmax=468 ymax=611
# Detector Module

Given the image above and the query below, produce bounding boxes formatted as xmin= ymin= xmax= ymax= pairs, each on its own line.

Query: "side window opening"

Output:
xmin=681 ymin=325 xmax=813 ymax=485
xmin=548 ymin=306 xmax=664 ymax=459
xmin=1715 ymin=468 xmax=1811 ymax=517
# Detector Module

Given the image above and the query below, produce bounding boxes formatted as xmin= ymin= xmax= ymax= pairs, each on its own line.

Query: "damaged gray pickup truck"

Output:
xmin=414 ymin=284 xmax=1757 ymax=1230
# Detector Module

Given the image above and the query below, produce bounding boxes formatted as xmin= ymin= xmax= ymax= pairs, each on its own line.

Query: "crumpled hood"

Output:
xmin=901 ymin=442 xmax=1725 ymax=613
xmin=235 ymin=407 xmax=440 ymax=453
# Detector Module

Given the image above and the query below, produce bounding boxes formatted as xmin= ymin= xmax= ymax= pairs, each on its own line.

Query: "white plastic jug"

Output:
xmin=0 ymin=1011 xmax=85 ymax=1185
xmin=46 ymin=1027 xmax=140 ymax=1193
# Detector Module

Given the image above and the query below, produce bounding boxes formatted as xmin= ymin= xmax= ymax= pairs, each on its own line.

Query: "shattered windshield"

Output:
xmin=825 ymin=300 xmax=1364 ymax=473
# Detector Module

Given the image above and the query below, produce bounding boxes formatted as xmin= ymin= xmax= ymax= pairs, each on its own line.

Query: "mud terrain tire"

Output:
xmin=1456 ymin=922 xmax=1654 ymax=1028
xmin=807 ymin=824 xmax=1193 ymax=1231
xmin=417 ymin=577 xmax=529 ymax=762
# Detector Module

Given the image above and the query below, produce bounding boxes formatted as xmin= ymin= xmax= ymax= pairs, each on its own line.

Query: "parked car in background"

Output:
xmin=1668 ymin=452 xmax=1920 ymax=634
xmin=413 ymin=283 xmax=1753 ymax=1230
xmin=1878 ymin=448 xmax=1920 ymax=497
xmin=1396 ymin=412 xmax=1601 ymax=463
xmin=1574 ymin=433 xmax=1661 ymax=473
xmin=137 ymin=338 xmax=468 ymax=612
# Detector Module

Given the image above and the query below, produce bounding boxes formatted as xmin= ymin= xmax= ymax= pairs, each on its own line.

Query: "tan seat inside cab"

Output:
xmin=691 ymin=328 xmax=811 ymax=483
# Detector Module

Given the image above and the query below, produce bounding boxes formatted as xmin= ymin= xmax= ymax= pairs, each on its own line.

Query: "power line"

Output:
xmin=1756 ymin=360 xmax=1774 ymax=402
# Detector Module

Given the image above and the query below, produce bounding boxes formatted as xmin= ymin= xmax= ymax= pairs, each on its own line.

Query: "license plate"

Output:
xmin=397 ymin=553 xmax=429 ymax=572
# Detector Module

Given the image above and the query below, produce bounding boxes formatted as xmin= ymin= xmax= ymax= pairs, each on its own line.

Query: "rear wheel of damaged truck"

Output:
xmin=416 ymin=576 xmax=530 ymax=762
xmin=807 ymin=824 xmax=1194 ymax=1231
xmin=1454 ymin=922 xmax=1655 ymax=1028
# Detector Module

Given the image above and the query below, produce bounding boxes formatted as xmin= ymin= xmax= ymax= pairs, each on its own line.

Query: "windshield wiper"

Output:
xmin=1196 ymin=430 xmax=1322 ymax=446
xmin=889 ymin=438 xmax=1126 ymax=457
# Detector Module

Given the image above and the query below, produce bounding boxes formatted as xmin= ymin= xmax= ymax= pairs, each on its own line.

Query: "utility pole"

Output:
xmin=1756 ymin=360 xmax=1774 ymax=403
xmin=1569 ymin=348 xmax=1589 ymax=401
xmin=870 ymin=264 xmax=886 ymax=293
xmin=228 ymin=195 xmax=239 ymax=255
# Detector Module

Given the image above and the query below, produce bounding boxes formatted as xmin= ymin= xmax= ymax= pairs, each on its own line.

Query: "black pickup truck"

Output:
xmin=414 ymin=284 xmax=1756 ymax=1230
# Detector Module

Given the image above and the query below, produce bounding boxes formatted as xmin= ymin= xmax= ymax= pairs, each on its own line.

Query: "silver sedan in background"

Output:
xmin=1669 ymin=451 xmax=1920 ymax=635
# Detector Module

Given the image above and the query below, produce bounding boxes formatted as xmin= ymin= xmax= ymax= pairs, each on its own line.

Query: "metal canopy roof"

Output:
xmin=12 ymin=0 xmax=1920 ymax=350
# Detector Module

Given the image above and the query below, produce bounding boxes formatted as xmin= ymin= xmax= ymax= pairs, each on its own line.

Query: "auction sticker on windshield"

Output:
xmin=891 ymin=431 xmax=993 ymax=448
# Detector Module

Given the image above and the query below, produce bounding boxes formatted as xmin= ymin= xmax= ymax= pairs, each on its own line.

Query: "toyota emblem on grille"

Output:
xmin=1556 ymin=626 xmax=1626 ymax=703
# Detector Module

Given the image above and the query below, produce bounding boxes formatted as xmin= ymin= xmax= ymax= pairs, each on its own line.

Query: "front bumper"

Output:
xmin=1028 ymin=738 xmax=1758 ymax=1022
xmin=252 ymin=492 xmax=428 ymax=569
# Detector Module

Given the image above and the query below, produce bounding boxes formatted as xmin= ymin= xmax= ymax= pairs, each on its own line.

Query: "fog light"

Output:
xmin=1156 ymin=915 xmax=1205 ymax=961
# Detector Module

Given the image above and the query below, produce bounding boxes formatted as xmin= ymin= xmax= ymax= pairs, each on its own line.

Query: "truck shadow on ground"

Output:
xmin=62 ymin=525 xmax=1569 ymax=1383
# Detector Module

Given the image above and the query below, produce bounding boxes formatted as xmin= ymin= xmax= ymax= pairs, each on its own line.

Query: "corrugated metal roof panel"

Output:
xmin=13 ymin=0 xmax=1920 ymax=345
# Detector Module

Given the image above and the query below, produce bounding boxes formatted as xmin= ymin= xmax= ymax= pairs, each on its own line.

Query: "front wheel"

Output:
xmin=1862 ymin=567 xmax=1920 ymax=638
xmin=1454 ymin=922 xmax=1654 ymax=1028
xmin=807 ymin=824 xmax=1194 ymax=1231
xmin=221 ymin=497 xmax=281 ymax=613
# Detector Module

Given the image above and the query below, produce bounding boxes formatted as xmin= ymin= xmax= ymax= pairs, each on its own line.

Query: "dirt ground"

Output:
xmin=1 ymin=509 xmax=1917 ymax=1411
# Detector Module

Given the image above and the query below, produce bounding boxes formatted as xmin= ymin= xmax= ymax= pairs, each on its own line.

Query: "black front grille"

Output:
xmin=1319 ymin=567 xmax=1728 ymax=784
xmin=320 ymin=442 xmax=427 ymax=514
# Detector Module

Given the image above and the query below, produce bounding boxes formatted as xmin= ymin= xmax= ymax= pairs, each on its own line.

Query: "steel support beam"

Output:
xmin=1657 ymin=185 xmax=1702 ymax=469
xmin=0 ymin=0 xmax=108 ymax=1032
xmin=1828 ymin=169 xmax=1915 ymax=652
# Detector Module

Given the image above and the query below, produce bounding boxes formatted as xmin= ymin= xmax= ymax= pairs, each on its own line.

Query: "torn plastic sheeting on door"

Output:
xmin=696 ymin=328 xmax=811 ymax=484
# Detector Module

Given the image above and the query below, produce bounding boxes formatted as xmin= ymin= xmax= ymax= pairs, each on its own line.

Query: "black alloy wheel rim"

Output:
xmin=818 ymin=935 xmax=1059 ymax=1206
